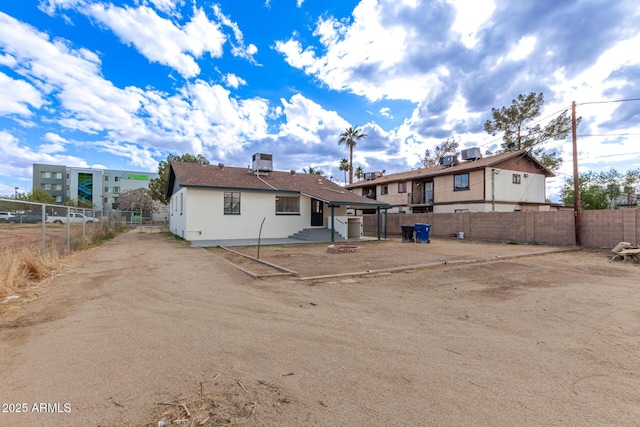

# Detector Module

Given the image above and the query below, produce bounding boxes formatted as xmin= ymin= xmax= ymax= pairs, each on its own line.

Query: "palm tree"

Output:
xmin=355 ymin=166 xmax=364 ymax=181
xmin=303 ymin=166 xmax=323 ymax=175
xmin=339 ymin=158 xmax=349 ymax=185
xmin=338 ymin=126 xmax=367 ymax=184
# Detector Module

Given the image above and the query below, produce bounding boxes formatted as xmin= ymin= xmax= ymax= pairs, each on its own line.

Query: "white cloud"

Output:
xmin=0 ymin=12 xmax=273 ymax=166
xmin=40 ymin=132 xmax=68 ymax=154
xmin=278 ymin=94 xmax=348 ymax=144
xmin=212 ymin=4 xmax=258 ymax=62
xmin=146 ymin=0 xmax=183 ymax=15
xmin=275 ymin=0 xmax=447 ymax=102
xmin=507 ymin=36 xmax=537 ymax=62
xmin=94 ymin=140 xmax=160 ymax=170
xmin=0 ymin=71 xmax=45 ymax=116
xmin=447 ymin=0 xmax=495 ymax=49
xmin=275 ymin=38 xmax=316 ymax=68
xmin=83 ymin=4 xmax=226 ymax=78
xmin=38 ymin=0 xmax=83 ymax=16
xmin=379 ymin=107 xmax=392 ymax=118
xmin=223 ymin=73 xmax=247 ymax=89
xmin=0 ymin=130 xmax=88 ymax=181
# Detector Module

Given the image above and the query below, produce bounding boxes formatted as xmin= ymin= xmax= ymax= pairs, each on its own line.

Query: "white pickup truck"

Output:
xmin=47 ymin=212 xmax=99 ymax=224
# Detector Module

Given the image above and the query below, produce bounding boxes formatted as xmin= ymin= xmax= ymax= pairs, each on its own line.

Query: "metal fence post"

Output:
xmin=41 ymin=203 xmax=46 ymax=254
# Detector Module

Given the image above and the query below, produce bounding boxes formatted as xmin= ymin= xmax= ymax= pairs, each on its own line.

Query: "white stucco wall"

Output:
xmin=169 ymin=188 xmax=348 ymax=241
xmin=485 ymin=168 xmax=546 ymax=204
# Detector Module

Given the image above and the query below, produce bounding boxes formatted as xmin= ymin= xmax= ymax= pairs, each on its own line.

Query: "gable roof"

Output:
xmin=345 ymin=150 xmax=555 ymax=189
xmin=166 ymin=162 xmax=391 ymax=208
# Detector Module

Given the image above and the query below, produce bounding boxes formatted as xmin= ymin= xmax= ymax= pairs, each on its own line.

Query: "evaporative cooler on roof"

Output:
xmin=252 ymin=153 xmax=273 ymax=172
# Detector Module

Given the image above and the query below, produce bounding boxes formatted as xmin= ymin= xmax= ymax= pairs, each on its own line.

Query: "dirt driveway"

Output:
xmin=0 ymin=230 xmax=639 ymax=426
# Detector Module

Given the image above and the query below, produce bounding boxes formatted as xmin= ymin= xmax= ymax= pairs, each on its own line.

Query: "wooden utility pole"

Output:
xmin=572 ymin=101 xmax=582 ymax=246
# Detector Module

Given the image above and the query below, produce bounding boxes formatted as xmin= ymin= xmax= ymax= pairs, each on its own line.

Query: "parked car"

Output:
xmin=47 ymin=212 xmax=98 ymax=224
xmin=0 ymin=211 xmax=15 ymax=223
xmin=5 ymin=212 xmax=47 ymax=224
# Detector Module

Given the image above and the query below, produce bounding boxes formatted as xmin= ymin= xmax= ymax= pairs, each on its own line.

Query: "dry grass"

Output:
xmin=0 ymin=247 xmax=62 ymax=298
xmin=0 ymin=225 xmax=131 ymax=313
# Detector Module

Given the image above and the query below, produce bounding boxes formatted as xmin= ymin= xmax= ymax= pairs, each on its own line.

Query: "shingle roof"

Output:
xmin=167 ymin=162 xmax=391 ymax=207
xmin=345 ymin=150 xmax=554 ymax=189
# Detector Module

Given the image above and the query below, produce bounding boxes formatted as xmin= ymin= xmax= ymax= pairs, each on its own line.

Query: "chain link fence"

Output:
xmin=0 ymin=198 xmax=165 ymax=257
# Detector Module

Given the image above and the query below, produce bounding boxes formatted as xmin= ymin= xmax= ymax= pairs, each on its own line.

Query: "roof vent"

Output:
xmin=290 ymin=170 xmax=296 ymax=175
xmin=218 ymin=163 xmax=224 ymax=169
xmin=252 ymin=153 xmax=273 ymax=172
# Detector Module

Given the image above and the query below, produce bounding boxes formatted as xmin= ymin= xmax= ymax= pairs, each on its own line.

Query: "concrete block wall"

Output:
xmin=364 ymin=209 xmax=638 ymax=247
xmin=581 ymin=208 xmax=638 ymax=247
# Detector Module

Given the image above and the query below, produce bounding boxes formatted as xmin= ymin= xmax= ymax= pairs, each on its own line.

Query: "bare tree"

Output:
xmin=117 ymin=188 xmax=153 ymax=215
xmin=420 ymin=137 xmax=460 ymax=167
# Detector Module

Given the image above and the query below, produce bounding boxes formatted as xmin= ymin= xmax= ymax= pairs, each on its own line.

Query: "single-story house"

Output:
xmin=345 ymin=149 xmax=555 ymax=213
xmin=165 ymin=155 xmax=391 ymax=243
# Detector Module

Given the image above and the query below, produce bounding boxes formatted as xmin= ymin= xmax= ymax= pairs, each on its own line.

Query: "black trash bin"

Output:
xmin=401 ymin=225 xmax=415 ymax=242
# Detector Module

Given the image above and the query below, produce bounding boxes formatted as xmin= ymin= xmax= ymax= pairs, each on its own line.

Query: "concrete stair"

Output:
xmin=289 ymin=228 xmax=346 ymax=242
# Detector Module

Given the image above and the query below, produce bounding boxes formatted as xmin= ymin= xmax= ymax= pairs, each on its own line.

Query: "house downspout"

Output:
xmin=491 ymin=168 xmax=496 ymax=212
xmin=377 ymin=207 xmax=381 ymax=240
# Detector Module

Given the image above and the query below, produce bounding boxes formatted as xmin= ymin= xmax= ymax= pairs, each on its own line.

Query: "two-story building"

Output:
xmin=345 ymin=149 xmax=554 ymax=214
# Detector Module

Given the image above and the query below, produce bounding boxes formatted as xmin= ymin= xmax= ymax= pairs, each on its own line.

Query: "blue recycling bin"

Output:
xmin=414 ymin=223 xmax=431 ymax=243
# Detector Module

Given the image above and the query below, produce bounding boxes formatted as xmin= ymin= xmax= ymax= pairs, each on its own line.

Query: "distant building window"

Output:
xmin=454 ymin=173 xmax=469 ymax=191
xmin=513 ymin=174 xmax=521 ymax=184
xmin=276 ymin=195 xmax=300 ymax=214
xmin=40 ymin=171 xmax=51 ymax=179
xmin=105 ymin=187 xmax=109 ymax=192
xmin=53 ymin=172 xmax=62 ymax=179
xmin=114 ymin=176 xmax=119 ymax=182
xmin=104 ymin=197 xmax=108 ymax=203
xmin=455 ymin=209 xmax=469 ymax=213
xmin=55 ymin=196 xmax=62 ymax=203
xmin=398 ymin=182 xmax=407 ymax=193
xmin=381 ymin=184 xmax=389 ymax=195
xmin=104 ymin=176 xmax=109 ymax=182
xmin=224 ymin=192 xmax=241 ymax=215
xmin=41 ymin=183 xmax=51 ymax=190
xmin=113 ymin=187 xmax=120 ymax=194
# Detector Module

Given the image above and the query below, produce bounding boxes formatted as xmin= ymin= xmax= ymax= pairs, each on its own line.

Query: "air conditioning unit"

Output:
xmin=440 ymin=155 xmax=456 ymax=166
xmin=364 ymin=171 xmax=383 ymax=181
xmin=252 ymin=153 xmax=273 ymax=172
xmin=461 ymin=147 xmax=482 ymax=161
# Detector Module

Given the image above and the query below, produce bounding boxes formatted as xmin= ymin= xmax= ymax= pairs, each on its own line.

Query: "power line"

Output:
xmin=466 ymin=97 xmax=639 ymax=150
xmin=577 ymin=98 xmax=640 ymax=106
xmin=578 ymin=133 xmax=640 ymax=138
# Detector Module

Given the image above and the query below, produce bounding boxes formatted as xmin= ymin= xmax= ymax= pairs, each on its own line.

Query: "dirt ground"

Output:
xmin=0 ymin=229 xmax=639 ymax=426
xmin=214 ymin=239 xmax=570 ymax=278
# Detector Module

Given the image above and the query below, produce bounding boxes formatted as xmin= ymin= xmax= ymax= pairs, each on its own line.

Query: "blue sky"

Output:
xmin=1 ymin=0 xmax=639 ymax=201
